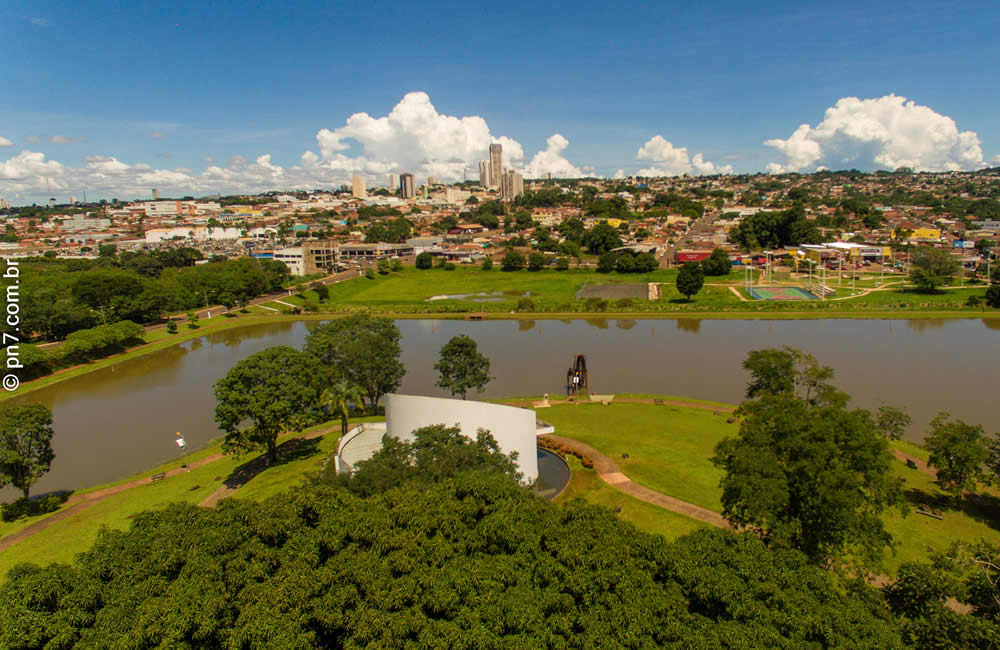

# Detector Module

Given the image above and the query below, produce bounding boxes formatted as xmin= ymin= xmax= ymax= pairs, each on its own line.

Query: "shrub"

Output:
xmin=377 ymin=259 xmax=390 ymax=274
xmin=986 ymin=284 xmax=1000 ymax=308
xmin=415 ymin=252 xmax=433 ymax=269
xmin=556 ymin=257 xmax=569 ymax=271
xmin=528 ymin=252 xmax=547 ymax=271
xmin=365 ymin=268 xmax=376 ymax=279
xmin=390 ymin=259 xmax=403 ymax=272
xmin=965 ymin=295 xmax=982 ymax=307
xmin=1 ymin=494 xmax=65 ymax=522
xmin=516 ymin=297 xmax=535 ymax=312
xmin=481 ymin=256 xmax=494 ymax=271
xmin=165 ymin=321 xmax=178 ymax=334
xmin=443 ymin=262 xmax=457 ymax=271
xmin=186 ymin=311 xmax=200 ymax=329
xmin=584 ymin=297 xmax=609 ymax=312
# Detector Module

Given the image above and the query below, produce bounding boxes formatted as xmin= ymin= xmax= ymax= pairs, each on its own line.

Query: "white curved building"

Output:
xmin=337 ymin=394 xmax=543 ymax=484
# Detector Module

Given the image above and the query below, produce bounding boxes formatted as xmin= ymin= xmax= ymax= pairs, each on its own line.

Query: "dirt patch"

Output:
xmin=575 ymin=283 xmax=648 ymax=300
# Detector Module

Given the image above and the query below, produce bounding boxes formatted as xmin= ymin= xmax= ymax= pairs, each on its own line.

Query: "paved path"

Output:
xmin=541 ymin=434 xmax=730 ymax=529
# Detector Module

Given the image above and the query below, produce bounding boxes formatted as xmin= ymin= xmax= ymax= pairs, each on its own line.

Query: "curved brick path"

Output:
xmin=541 ymin=433 xmax=730 ymax=529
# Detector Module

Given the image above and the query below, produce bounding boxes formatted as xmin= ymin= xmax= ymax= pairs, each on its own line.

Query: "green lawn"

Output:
xmin=536 ymin=401 xmax=1000 ymax=576
xmin=540 ymin=402 xmax=736 ymax=511
xmin=554 ymin=455 xmax=708 ymax=540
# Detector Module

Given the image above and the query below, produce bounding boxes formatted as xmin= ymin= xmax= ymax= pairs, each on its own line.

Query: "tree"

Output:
xmin=481 ymin=256 xmax=493 ymax=271
xmin=742 ymin=346 xmax=835 ymax=404
xmin=712 ymin=348 xmax=904 ymax=567
xmin=342 ymin=424 xmax=520 ymax=496
xmin=555 ymin=256 xmax=569 ymax=271
xmin=500 ymin=251 xmax=525 ymax=271
xmin=597 ymin=251 xmax=616 ymax=273
xmin=909 ymin=247 xmax=960 ymax=292
xmin=582 ymin=222 xmax=623 ymax=255
xmin=925 ymin=412 xmax=990 ymax=498
xmin=0 ymin=403 xmax=55 ymax=499
xmin=527 ymin=252 xmax=547 ymax=271
xmin=701 ymin=248 xmax=732 ymax=276
xmin=377 ymin=259 xmax=390 ymax=274
xmin=415 ymin=252 xmax=433 ymax=269
xmin=434 ymin=335 xmax=493 ymax=400
xmin=320 ymin=380 xmax=366 ymax=438
xmin=214 ymin=346 xmax=323 ymax=463
xmin=986 ymin=284 xmax=1000 ymax=308
xmin=875 ymin=405 xmax=911 ymax=440
xmin=303 ymin=313 xmax=405 ymax=408
xmin=675 ymin=262 xmax=704 ymax=301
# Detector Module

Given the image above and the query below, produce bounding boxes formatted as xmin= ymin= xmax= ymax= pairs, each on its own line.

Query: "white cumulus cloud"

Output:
xmin=0 ymin=92 xmax=591 ymax=202
xmin=313 ymin=91 xmax=581 ymax=181
xmin=765 ymin=94 xmax=985 ymax=173
xmin=635 ymin=135 xmax=733 ymax=176
xmin=0 ymin=137 xmax=12 ymax=148
xmin=612 ymin=169 xmax=626 ymax=179
xmin=521 ymin=134 xmax=583 ymax=179
xmin=49 ymin=135 xmax=87 ymax=144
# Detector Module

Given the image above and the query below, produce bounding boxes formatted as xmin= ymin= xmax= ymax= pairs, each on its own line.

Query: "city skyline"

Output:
xmin=3 ymin=1 xmax=1000 ymax=204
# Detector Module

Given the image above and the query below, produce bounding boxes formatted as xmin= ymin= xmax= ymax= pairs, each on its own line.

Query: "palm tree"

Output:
xmin=320 ymin=380 xmax=366 ymax=437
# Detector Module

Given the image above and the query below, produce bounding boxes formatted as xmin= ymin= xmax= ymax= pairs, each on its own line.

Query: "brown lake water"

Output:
xmin=12 ymin=318 xmax=1000 ymax=496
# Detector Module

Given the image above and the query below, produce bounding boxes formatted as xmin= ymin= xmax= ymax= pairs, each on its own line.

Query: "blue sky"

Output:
xmin=3 ymin=0 xmax=999 ymax=203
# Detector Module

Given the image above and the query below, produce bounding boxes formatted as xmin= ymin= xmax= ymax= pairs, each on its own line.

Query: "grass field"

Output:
xmin=281 ymin=266 xmax=998 ymax=316
xmin=554 ymin=455 xmax=708 ymax=540
xmin=534 ymin=400 xmax=1000 ymax=575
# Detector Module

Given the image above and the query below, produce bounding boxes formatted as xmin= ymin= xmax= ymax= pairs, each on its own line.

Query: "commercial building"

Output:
xmin=351 ymin=175 xmax=367 ymax=199
xmin=489 ymin=143 xmax=503 ymax=190
xmin=338 ymin=242 xmax=415 ymax=261
xmin=388 ymin=174 xmax=397 ymax=191
xmin=272 ymin=247 xmax=305 ymax=276
xmin=302 ymin=239 xmax=338 ymax=275
xmin=400 ymin=173 xmax=416 ymax=200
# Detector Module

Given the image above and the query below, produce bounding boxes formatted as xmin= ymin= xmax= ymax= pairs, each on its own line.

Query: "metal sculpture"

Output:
xmin=566 ymin=354 xmax=588 ymax=396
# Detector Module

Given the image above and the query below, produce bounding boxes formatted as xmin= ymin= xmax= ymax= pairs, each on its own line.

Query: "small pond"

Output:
xmin=531 ymin=447 xmax=571 ymax=501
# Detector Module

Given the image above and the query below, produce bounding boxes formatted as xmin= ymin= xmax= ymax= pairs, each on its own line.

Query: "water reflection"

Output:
xmin=615 ymin=319 xmax=636 ymax=331
xmin=904 ymin=319 xmax=947 ymax=332
xmin=518 ymin=320 xmax=535 ymax=332
xmin=676 ymin=319 xmax=702 ymax=334
xmin=983 ymin=318 xmax=1000 ymax=331
xmin=585 ymin=318 xmax=609 ymax=330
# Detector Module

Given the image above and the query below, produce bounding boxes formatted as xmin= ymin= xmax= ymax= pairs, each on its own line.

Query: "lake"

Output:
xmin=13 ymin=317 xmax=1000 ymax=495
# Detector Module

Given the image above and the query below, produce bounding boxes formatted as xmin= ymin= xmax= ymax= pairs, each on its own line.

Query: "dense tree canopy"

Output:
xmin=0 ymin=471 xmax=906 ymax=648
xmin=925 ymin=413 xmax=991 ymax=498
xmin=728 ymin=206 xmax=823 ymax=250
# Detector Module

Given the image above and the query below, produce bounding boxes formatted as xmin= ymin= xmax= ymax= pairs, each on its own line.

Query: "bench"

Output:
xmin=151 ymin=472 xmax=166 ymax=482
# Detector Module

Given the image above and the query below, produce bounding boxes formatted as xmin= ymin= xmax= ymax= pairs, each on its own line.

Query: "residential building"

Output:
xmin=352 ymin=175 xmax=367 ymax=199
xmin=388 ymin=174 xmax=398 ymax=191
xmin=479 ymin=160 xmax=490 ymax=188
xmin=0 ymin=198 xmax=9 ymax=210
xmin=428 ymin=176 xmax=436 ymax=186
xmin=400 ymin=173 xmax=415 ymax=199
xmin=489 ymin=143 xmax=503 ymax=190
xmin=501 ymin=169 xmax=524 ymax=201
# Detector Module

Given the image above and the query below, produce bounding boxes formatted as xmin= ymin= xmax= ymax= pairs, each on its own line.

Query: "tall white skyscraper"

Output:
xmin=388 ymin=174 xmax=398 ymax=191
xmin=489 ymin=143 xmax=503 ymax=190
xmin=479 ymin=160 xmax=490 ymax=188
xmin=351 ymin=175 xmax=367 ymax=199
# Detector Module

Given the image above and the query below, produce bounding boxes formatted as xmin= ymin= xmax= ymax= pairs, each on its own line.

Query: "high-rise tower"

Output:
xmin=489 ymin=143 xmax=503 ymax=190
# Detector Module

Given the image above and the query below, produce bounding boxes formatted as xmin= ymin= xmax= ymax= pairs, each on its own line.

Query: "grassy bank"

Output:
xmin=535 ymin=401 xmax=1000 ymax=575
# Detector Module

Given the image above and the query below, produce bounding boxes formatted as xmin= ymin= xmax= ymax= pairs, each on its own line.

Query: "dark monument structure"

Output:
xmin=566 ymin=354 xmax=588 ymax=396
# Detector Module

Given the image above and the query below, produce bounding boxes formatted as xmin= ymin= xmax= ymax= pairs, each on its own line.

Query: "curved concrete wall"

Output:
xmin=385 ymin=394 xmax=539 ymax=484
